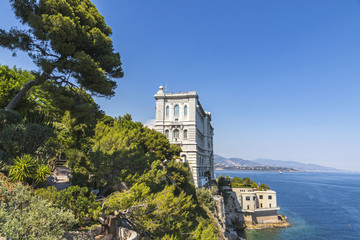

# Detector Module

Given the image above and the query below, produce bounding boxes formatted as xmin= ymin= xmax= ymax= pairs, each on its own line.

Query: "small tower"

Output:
xmin=154 ymin=86 xmax=214 ymax=187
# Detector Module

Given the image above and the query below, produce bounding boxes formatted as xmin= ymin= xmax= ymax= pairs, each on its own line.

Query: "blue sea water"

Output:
xmin=215 ymin=170 xmax=360 ymax=240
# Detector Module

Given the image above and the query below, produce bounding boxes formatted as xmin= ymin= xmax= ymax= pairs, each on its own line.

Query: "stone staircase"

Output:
xmin=52 ymin=166 xmax=71 ymax=190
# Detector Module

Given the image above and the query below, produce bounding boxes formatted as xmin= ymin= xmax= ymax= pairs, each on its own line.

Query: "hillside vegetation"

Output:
xmin=0 ymin=70 xmax=220 ymax=238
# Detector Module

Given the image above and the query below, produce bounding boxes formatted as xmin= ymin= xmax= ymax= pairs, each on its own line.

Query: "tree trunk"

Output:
xmin=5 ymin=76 xmax=46 ymax=110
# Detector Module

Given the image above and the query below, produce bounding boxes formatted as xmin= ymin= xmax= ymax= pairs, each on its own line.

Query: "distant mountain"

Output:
xmin=254 ymin=158 xmax=339 ymax=172
xmin=214 ymin=155 xmax=259 ymax=167
xmin=214 ymin=154 xmax=340 ymax=172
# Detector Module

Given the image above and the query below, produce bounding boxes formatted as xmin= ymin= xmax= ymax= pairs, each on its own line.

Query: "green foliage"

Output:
xmin=57 ymin=186 xmax=101 ymax=226
xmin=104 ymin=160 xmax=219 ymax=239
xmin=196 ymin=187 xmax=214 ymax=210
xmin=33 ymin=185 xmax=58 ymax=202
xmin=0 ymin=65 xmax=36 ymax=111
xmin=230 ymin=176 xmax=269 ymax=190
xmin=8 ymin=154 xmax=35 ymax=182
xmin=83 ymin=115 xmax=182 ymax=194
xmin=0 ymin=0 xmax=123 ymax=110
xmin=242 ymin=177 xmax=253 ymax=187
xmin=259 ymin=183 xmax=270 ymax=191
xmin=216 ymin=175 xmax=229 ymax=187
xmin=141 ymin=127 xmax=182 ymax=160
xmin=0 ymin=183 xmax=76 ymax=240
xmin=0 ymin=122 xmax=54 ymax=157
xmin=225 ymin=175 xmax=230 ymax=181
xmin=65 ymin=148 xmax=91 ymax=187
xmin=0 ymin=109 xmax=21 ymax=131
xmin=0 ymin=66 xmax=103 ymax=165
xmin=93 ymin=115 xmax=179 ymax=161
xmin=9 ymin=154 xmax=50 ymax=186
xmin=0 ymin=109 xmax=54 ymax=164
xmin=137 ymin=185 xmax=196 ymax=237
xmin=230 ymin=176 xmax=243 ymax=188
xmin=192 ymin=222 xmax=218 ymax=240
xmin=34 ymin=185 xmax=101 ymax=227
xmin=105 ymin=181 xmax=194 ymax=238
xmin=166 ymin=160 xmax=195 ymax=195
xmin=34 ymin=85 xmax=105 ymax=153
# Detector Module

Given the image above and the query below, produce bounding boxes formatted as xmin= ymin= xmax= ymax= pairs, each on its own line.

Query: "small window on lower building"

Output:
xmin=247 ymin=205 xmax=250 ymax=210
xmin=268 ymin=195 xmax=272 ymax=200
xmin=253 ymin=196 xmax=256 ymax=200
xmin=261 ymin=203 xmax=263 ymax=208
xmin=246 ymin=196 xmax=250 ymax=201
xmin=260 ymin=195 xmax=263 ymax=199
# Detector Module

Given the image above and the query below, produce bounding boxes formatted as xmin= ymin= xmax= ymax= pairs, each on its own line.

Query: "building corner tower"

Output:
xmin=154 ymin=86 xmax=214 ymax=187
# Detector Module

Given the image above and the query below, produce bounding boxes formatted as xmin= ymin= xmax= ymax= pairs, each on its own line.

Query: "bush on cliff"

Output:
xmin=34 ymin=185 xmax=101 ymax=227
xmin=0 ymin=176 xmax=76 ymax=239
xmin=103 ymin=160 xmax=219 ymax=239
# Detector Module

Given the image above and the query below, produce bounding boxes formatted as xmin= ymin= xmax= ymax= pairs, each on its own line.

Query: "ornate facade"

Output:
xmin=154 ymin=86 xmax=214 ymax=187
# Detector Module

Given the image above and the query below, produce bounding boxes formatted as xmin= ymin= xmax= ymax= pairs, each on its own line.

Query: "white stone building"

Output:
xmin=154 ymin=86 xmax=214 ymax=187
xmin=232 ymin=188 xmax=281 ymax=224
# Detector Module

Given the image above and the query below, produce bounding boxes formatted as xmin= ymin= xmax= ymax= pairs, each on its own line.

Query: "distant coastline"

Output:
xmin=215 ymin=163 xmax=301 ymax=172
xmin=214 ymin=154 xmax=342 ymax=172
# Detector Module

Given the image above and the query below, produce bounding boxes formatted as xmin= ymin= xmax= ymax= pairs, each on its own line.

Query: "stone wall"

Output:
xmin=253 ymin=210 xmax=280 ymax=224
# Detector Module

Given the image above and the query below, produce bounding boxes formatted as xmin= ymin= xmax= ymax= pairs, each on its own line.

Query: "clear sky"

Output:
xmin=1 ymin=0 xmax=360 ymax=171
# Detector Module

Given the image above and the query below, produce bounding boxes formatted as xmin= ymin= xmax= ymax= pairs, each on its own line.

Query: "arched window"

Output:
xmin=166 ymin=106 xmax=169 ymax=118
xmin=184 ymin=105 xmax=188 ymax=117
xmin=183 ymin=129 xmax=188 ymax=139
xmin=181 ymin=154 xmax=187 ymax=162
xmin=174 ymin=105 xmax=179 ymax=117
xmin=165 ymin=130 xmax=169 ymax=138
xmin=173 ymin=129 xmax=179 ymax=139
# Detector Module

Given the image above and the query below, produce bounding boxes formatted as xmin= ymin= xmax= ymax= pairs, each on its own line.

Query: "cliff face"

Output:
xmin=222 ymin=191 xmax=245 ymax=230
xmin=212 ymin=195 xmax=244 ymax=240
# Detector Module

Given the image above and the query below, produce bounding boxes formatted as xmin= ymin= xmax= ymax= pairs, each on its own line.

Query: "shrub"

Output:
xmin=0 ymin=183 xmax=76 ymax=240
xmin=259 ymin=183 xmax=270 ymax=191
xmin=9 ymin=154 xmax=50 ymax=187
xmin=35 ymin=185 xmax=101 ymax=226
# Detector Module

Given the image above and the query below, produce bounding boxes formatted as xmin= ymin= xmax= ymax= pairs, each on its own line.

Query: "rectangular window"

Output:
xmin=174 ymin=105 xmax=179 ymax=117
xmin=246 ymin=196 xmax=250 ymax=201
xmin=173 ymin=130 xmax=179 ymax=139
xmin=253 ymin=196 xmax=256 ymax=200
xmin=260 ymin=195 xmax=263 ymax=199
xmin=268 ymin=195 xmax=272 ymax=200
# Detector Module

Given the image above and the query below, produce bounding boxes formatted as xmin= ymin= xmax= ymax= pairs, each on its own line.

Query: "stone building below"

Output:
xmin=219 ymin=185 xmax=289 ymax=230
xmin=232 ymin=187 xmax=281 ymax=225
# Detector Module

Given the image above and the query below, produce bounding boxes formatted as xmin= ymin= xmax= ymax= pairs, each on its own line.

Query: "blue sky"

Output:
xmin=1 ymin=0 xmax=360 ymax=171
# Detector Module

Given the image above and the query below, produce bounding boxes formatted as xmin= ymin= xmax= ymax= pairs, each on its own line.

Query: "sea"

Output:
xmin=215 ymin=170 xmax=360 ymax=240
